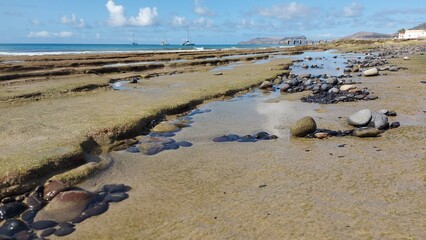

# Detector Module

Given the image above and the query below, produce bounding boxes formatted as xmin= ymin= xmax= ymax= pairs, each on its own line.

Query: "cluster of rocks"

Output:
xmin=126 ymin=135 xmax=192 ymax=155
xmin=290 ymin=108 xmax=400 ymax=139
xmin=0 ymin=180 xmax=129 ymax=239
xmin=213 ymin=131 xmax=277 ymax=143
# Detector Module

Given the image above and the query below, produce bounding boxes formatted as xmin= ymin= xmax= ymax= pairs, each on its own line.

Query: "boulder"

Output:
xmin=353 ymin=127 xmax=384 ymax=137
xmin=363 ymin=67 xmax=379 ymax=77
xmin=290 ymin=116 xmax=317 ymax=137
xmin=151 ymin=121 xmax=179 ymax=133
xmin=347 ymin=109 xmax=372 ymax=127
xmin=35 ymin=190 xmax=94 ymax=223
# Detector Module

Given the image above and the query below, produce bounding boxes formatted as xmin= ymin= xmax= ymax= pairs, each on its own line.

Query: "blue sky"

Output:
xmin=1 ymin=0 xmax=425 ymax=44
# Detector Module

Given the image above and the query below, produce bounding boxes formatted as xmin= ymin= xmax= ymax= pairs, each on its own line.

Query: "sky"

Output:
xmin=1 ymin=0 xmax=425 ymax=44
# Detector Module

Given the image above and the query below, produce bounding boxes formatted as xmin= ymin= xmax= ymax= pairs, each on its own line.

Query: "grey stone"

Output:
xmin=290 ymin=116 xmax=317 ymax=137
xmin=369 ymin=112 xmax=389 ymax=130
xmin=347 ymin=109 xmax=372 ymax=127
xmin=363 ymin=67 xmax=379 ymax=77
xmin=353 ymin=127 xmax=384 ymax=137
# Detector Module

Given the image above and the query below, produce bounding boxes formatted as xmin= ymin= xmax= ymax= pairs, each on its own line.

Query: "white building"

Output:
xmin=399 ymin=30 xmax=426 ymax=39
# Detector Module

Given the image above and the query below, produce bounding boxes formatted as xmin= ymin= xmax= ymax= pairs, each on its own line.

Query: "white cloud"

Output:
xmin=237 ymin=19 xmax=255 ymax=29
xmin=194 ymin=0 xmax=214 ymax=16
xmin=31 ymin=19 xmax=41 ymax=26
xmin=258 ymin=2 xmax=312 ymax=20
xmin=128 ymin=7 xmax=158 ymax=26
xmin=96 ymin=33 xmax=101 ymax=39
xmin=194 ymin=17 xmax=214 ymax=28
xmin=27 ymin=31 xmax=74 ymax=38
xmin=172 ymin=16 xmax=187 ymax=27
xmin=61 ymin=14 xmax=86 ymax=28
xmin=105 ymin=0 xmax=157 ymax=27
xmin=342 ymin=2 xmax=364 ymax=17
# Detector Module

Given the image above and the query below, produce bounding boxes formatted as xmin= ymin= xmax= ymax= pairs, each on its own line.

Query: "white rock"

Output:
xmin=339 ymin=85 xmax=356 ymax=91
xmin=363 ymin=67 xmax=379 ymax=77
xmin=347 ymin=109 xmax=372 ymax=127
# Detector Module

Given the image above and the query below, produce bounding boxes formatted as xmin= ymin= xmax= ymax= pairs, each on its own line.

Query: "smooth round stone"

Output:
xmin=138 ymin=142 xmax=165 ymax=155
xmin=369 ymin=112 xmax=389 ymax=130
xmin=138 ymin=136 xmax=175 ymax=145
xmin=386 ymin=110 xmax=397 ymax=116
xmin=328 ymin=87 xmax=339 ymax=94
xmin=151 ymin=121 xmax=180 ymax=133
xmin=314 ymin=132 xmax=329 ymax=139
xmin=102 ymin=184 xmax=126 ymax=193
xmin=103 ymin=193 xmax=129 ymax=203
xmin=1 ymin=197 xmax=15 ymax=205
xmin=290 ymin=116 xmax=317 ymax=137
xmin=40 ymin=228 xmax=56 ymax=238
xmin=212 ymin=136 xmax=228 ymax=142
xmin=253 ymin=132 xmax=270 ymax=140
xmin=352 ymin=127 xmax=384 ymax=137
xmin=83 ymin=202 xmax=109 ymax=217
xmin=367 ymin=95 xmax=378 ymax=100
xmin=226 ymin=134 xmax=240 ymax=141
xmin=0 ymin=219 xmax=30 ymax=237
xmin=403 ymin=56 xmax=410 ymax=60
xmin=35 ymin=190 xmax=94 ymax=223
xmin=347 ymin=109 xmax=372 ymax=127
xmin=172 ymin=118 xmax=192 ymax=128
xmin=54 ymin=226 xmax=75 ymax=237
xmin=31 ymin=220 xmax=58 ymax=230
xmin=176 ymin=141 xmax=193 ymax=147
xmin=43 ymin=180 xmax=69 ymax=201
xmin=389 ymin=122 xmax=400 ymax=128
xmin=163 ymin=143 xmax=179 ymax=150
xmin=259 ymin=81 xmax=273 ymax=89
xmin=21 ymin=210 xmax=37 ymax=223
xmin=0 ymin=201 xmax=28 ymax=220
xmin=26 ymin=194 xmax=46 ymax=211
xmin=339 ymin=84 xmax=356 ymax=91
xmin=237 ymin=135 xmax=257 ymax=142
xmin=363 ymin=67 xmax=379 ymax=76
xmin=378 ymin=109 xmax=389 ymax=114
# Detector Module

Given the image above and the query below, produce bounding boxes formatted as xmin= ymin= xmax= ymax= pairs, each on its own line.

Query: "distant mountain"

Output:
xmin=342 ymin=31 xmax=393 ymax=39
xmin=411 ymin=22 xmax=426 ymax=30
xmin=238 ymin=35 xmax=307 ymax=45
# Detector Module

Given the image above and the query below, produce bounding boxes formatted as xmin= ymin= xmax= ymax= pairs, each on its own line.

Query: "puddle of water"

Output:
xmin=0 ymin=60 xmax=24 ymax=64
xmin=210 ymin=62 xmax=244 ymax=71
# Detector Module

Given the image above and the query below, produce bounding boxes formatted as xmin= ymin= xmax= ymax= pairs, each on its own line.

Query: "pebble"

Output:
xmin=363 ymin=67 xmax=379 ymax=76
xmin=389 ymin=122 xmax=400 ymax=128
xmin=369 ymin=112 xmax=389 ymax=130
xmin=43 ymin=180 xmax=69 ymax=201
xmin=103 ymin=193 xmax=129 ymax=203
xmin=21 ymin=210 xmax=37 ymax=223
xmin=31 ymin=220 xmax=58 ymax=230
xmin=83 ymin=202 xmax=109 ymax=217
xmin=102 ymin=184 xmax=126 ymax=193
xmin=54 ymin=226 xmax=75 ymax=237
xmin=352 ymin=127 xmax=384 ymax=137
xmin=40 ymin=228 xmax=56 ymax=238
xmin=0 ymin=219 xmax=30 ymax=237
xmin=176 ymin=141 xmax=193 ymax=147
xmin=151 ymin=121 xmax=180 ymax=133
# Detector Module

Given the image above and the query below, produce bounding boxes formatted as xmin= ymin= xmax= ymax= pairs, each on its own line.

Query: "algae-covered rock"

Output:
xmin=290 ymin=116 xmax=317 ymax=137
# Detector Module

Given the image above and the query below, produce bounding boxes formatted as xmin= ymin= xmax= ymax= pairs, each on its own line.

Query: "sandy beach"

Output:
xmin=0 ymin=41 xmax=425 ymax=239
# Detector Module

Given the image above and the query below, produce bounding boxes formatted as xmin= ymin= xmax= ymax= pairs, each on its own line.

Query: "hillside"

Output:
xmin=343 ymin=31 xmax=393 ymax=39
xmin=238 ymin=35 xmax=306 ymax=45
xmin=411 ymin=22 xmax=426 ymax=30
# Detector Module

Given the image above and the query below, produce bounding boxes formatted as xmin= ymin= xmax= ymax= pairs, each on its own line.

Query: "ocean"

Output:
xmin=0 ymin=43 xmax=292 ymax=56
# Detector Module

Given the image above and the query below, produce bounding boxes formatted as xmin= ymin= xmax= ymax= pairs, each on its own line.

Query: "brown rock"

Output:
xmin=151 ymin=121 xmax=179 ymax=133
xmin=290 ymin=116 xmax=317 ymax=137
xmin=43 ymin=180 xmax=69 ymax=201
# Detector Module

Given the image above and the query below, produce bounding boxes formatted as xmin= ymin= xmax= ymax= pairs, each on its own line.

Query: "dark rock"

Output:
xmin=138 ymin=142 xmax=165 ymax=155
xmin=21 ymin=210 xmax=37 ymax=223
xmin=126 ymin=146 xmax=140 ymax=153
xmin=389 ymin=122 xmax=400 ymax=129
xmin=54 ymin=226 xmax=75 ymax=237
xmin=26 ymin=193 xmax=46 ymax=211
xmin=253 ymin=132 xmax=270 ymax=140
xmin=31 ymin=220 xmax=58 ymax=230
xmin=280 ymin=84 xmax=290 ymax=92
xmin=104 ymin=193 xmax=129 ymax=203
xmin=386 ymin=111 xmax=397 ymax=116
xmin=1 ymin=198 xmax=15 ymax=205
xmin=290 ymin=116 xmax=317 ymax=137
xmin=0 ymin=219 xmax=30 ymax=237
xmin=40 ymin=228 xmax=56 ymax=238
xmin=176 ymin=141 xmax=193 ymax=147
xmin=83 ymin=202 xmax=109 ymax=217
xmin=212 ymin=135 xmax=228 ymax=142
xmin=102 ymin=184 xmax=125 ymax=193
xmin=366 ymin=95 xmax=378 ymax=100
xmin=237 ymin=135 xmax=257 ymax=142
xmin=0 ymin=202 xmax=28 ymax=220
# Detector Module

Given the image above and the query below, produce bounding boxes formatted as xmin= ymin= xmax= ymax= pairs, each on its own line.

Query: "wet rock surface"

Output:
xmin=213 ymin=131 xmax=277 ymax=143
xmin=0 ymin=183 xmax=130 ymax=239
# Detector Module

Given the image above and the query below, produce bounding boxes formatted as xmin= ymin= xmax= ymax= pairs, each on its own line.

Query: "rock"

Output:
xmin=377 ymin=109 xmax=389 ymax=115
xmin=253 ymin=131 xmax=271 ymax=140
xmin=389 ymin=66 xmax=398 ymax=71
xmin=82 ymin=202 xmax=109 ymax=217
xmin=352 ymin=127 xmax=384 ymax=137
xmin=273 ymin=77 xmax=283 ymax=85
xmin=290 ymin=116 xmax=317 ymax=137
xmin=40 ymin=228 xmax=56 ymax=238
xmin=43 ymin=180 xmax=69 ymax=201
xmin=363 ymin=67 xmax=379 ymax=77
xmin=176 ymin=141 xmax=192 ymax=147
xmin=0 ymin=202 xmax=27 ymax=220
xmin=385 ymin=110 xmax=397 ymax=116
xmin=259 ymin=81 xmax=273 ymax=89
xmin=366 ymin=95 xmax=378 ymax=100
xmin=328 ymin=87 xmax=339 ymax=94
xmin=21 ymin=210 xmax=37 ymax=223
xmin=280 ymin=83 xmax=290 ymax=92
xmin=237 ymin=135 xmax=257 ymax=142
xmin=314 ymin=132 xmax=329 ymax=139
xmin=301 ymin=64 xmax=308 ymax=69
xmin=26 ymin=193 xmax=46 ymax=211
xmin=352 ymin=65 xmax=360 ymax=72
xmin=347 ymin=109 xmax=372 ymax=127
xmin=104 ymin=193 xmax=129 ymax=203
xmin=339 ymin=85 xmax=356 ymax=91
xmin=31 ymin=220 xmax=58 ymax=230
xmin=35 ymin=190 xmax=94 ymax=223
xmin=0 ymin=219 xmax=30 ymax=237
xmin=369 ymin=112 xmax=389 ymax=130
xmin=151 ymin=121 xmax=179 ymax=133
xmin=389 ymin=122 xmax=400 ymax=128
xmin=54 ymin=226 xmax=75 ymax=237
xmin=102 ymin=184 xmax=126 ymax=193
xmin=403 ymin=56 xmax=410 ymax=60
xmin=299 ymin=73 xmax=311 ymax=79
xmin=138 ymin=142 xmax=165 ymax=155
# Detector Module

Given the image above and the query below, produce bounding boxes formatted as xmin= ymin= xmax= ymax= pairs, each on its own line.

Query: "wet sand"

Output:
xmin=69 ymin=51 xmax=426 ymax=239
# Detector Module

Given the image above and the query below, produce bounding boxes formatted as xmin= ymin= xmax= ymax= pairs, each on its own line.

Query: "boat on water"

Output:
xmin=182 ymin=26 xmax=195 ymax=46
xmin=161 ymin=31 xmax=170 ymax=46
xmin=131 ymin=33 xmax=138 ymax=45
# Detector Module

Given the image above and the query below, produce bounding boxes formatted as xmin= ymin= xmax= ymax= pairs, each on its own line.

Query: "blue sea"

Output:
xmin=0 ymin=43 xmax=292 ymax=56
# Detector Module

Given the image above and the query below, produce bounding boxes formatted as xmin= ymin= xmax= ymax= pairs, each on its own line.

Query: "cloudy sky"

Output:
xmin=1 ymin=0 xmax=425 ymax=44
